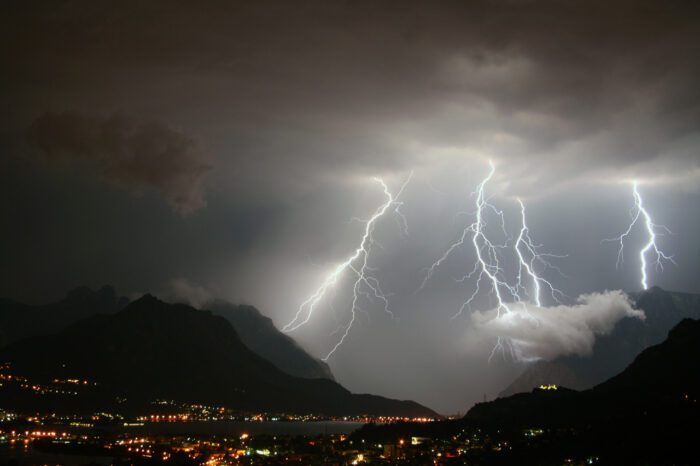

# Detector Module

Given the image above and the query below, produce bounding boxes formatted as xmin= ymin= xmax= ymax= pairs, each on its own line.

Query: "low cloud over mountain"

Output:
xmin=471 ymin=290 xmax=644 ymax=361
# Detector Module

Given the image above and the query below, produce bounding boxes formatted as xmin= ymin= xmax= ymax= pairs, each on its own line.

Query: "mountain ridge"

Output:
xmin=0 ymin=285 xmax=128 ymax=348
xmin=205 ymin=300 xmax=334 ymax=381
xmin=0 ymin=294 xmax=437 ymax=417
xmin=1 ymin=286 xmax=335 ymax=381
xmin=469 ymin=317 xmax=700 ymax=425
xmin=351 ymin=316 xmax=699 ymax=464
xmin=498 ymin=286 xmax=700 ymax=397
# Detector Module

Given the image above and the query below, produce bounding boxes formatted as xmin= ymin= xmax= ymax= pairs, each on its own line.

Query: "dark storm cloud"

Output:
xmin=28 ymin=112 xmax=211 ymax=214
xmin=5 ymin=0 xmax=700 ymax=197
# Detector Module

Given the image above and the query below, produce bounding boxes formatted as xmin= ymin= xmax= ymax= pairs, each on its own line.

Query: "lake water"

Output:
xmin=69 ymin=420 xmax=367 ymax=436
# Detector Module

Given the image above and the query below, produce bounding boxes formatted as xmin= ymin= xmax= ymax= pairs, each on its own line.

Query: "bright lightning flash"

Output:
xmin=421 ymin=161 xmax=564 ymax=361
xmin=282 ymin=173 xmax=412 ymax=360
xmin=606 ymin=182 xmax=675 ymax=290
xmin=515 ymin=199 xmax=567 ymax=307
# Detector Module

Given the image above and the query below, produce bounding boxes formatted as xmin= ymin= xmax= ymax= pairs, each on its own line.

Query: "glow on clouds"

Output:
xmin=471 ymin=290 xmax=644 ymax=361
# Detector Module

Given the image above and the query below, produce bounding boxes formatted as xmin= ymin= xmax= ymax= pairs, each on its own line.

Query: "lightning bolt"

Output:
xmin=514 ymin=199 xmax=566 ymax=307
xmin=458 ymin=162 xmax=517 ymax=320
xmin=282 ymin=173 xmax=412 ymax=360
xmin=606 ymin=182 xmax=675 ymax=290
xmin=421 ymin=162 xmax=517 ymax=318
xmin=421 ymin=161 xmax=564 ymax=361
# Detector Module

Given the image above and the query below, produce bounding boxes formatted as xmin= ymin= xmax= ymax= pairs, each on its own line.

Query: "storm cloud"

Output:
xmin=28 ymin=112 xmax=211 ymax=214
xmin=5 ymin=1 xmax=700 ymax=199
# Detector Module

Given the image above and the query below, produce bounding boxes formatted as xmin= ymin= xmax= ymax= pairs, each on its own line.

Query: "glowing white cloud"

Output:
xmin=471 ymin=290 xmax=644 ymax=361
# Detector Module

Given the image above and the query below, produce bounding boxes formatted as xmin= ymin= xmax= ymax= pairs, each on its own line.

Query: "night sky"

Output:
xmin=3 ymin=1 xmax=700 ymax=413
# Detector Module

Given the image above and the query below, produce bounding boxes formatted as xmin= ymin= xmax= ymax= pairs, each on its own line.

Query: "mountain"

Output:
xmin=1 ymin=287 xmax=335 ymax=382
xmin=0 ymin=285 xmax=128 ymax=348
xmin=0 ymin=295 xmax=436 ymax=417
xmin=468 ymin=318 xmax=700 ymax=425
xmin=207 ymin=301 xmax=334 ymax=381
xmin=351 ymin=318 xmax=699 ymax=464
xmin=595 ymin=317 xmax=700 ymax=399
xmin=461 ymin=319 xmax=700 ymax=464
xmin=499 ymin=287 xmax=700 ymax=397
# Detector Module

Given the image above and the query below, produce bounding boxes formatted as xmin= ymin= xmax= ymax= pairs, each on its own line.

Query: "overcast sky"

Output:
xmin=2 ymin=0 xmax=699 ymax=414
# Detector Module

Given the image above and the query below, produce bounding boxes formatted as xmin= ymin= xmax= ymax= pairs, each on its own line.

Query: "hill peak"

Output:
xmin=0 ymin=297 xmax=436 ymax=417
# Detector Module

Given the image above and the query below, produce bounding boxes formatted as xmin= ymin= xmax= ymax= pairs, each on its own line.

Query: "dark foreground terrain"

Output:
xmin=1 ymin=291 xmax=698 ymax=465
xmin=0 ymin=293 xmax=435 ymax=418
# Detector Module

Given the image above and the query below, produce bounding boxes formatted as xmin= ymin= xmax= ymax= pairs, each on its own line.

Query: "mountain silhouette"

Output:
xmin=353 ymin=317 xmax=700 ymax=464
xmin=1 ymin=287 xmax=335 ymax=382
xmin=0 ymin=285 xmax=128 ymax=348
xmin=468 ymin=318 xmax=700 ymax=425
xmin=207 ymin=301 xmax=334 ymax=380
xmin=499 ymin=287 xmax=700 ymax=396
xmin=0 ymin=295 xmax=436 ymax=417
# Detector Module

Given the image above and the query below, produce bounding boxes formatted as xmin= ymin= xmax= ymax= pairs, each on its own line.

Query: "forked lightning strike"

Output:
xmin=606 ymin=182 xmax=675 ymax=290
xmin=283 ymin=173 xmax=412 ymax=360
xmin=515 ymin=199 xmax=566 ymax=307
xmin=459 ymin=162 xmax=522 ymax=361
xmin=457 ymin=162 xmax=517 ymax=321
xmin=421 ymin=161 xmax=563 ymax=361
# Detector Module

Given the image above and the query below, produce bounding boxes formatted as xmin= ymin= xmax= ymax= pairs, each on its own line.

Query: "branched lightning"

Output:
xmin=515 ymin=199 xmax=567 ymax=307
xmin=283 ymin=173 xmax=413 ymax=360
xmin=605 ymin=182 xmax=675 ymax=290
xmin=420 ymin=161 xmax=564 ymax=361
xmin=457 ymin=162 xmax=517 ymax=320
